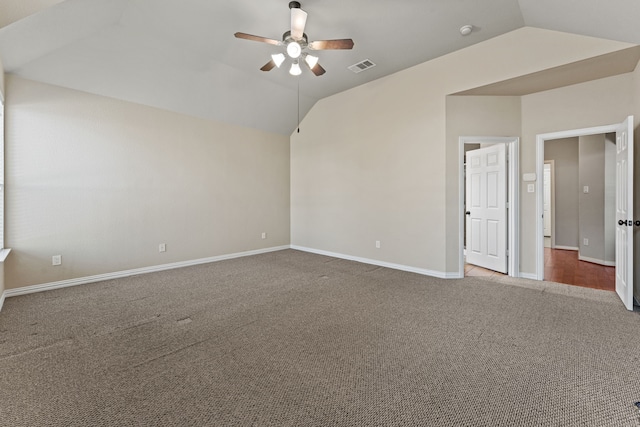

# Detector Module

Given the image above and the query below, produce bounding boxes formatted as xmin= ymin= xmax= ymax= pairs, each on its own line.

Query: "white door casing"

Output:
xmin=465 ymin=144 xmax=508 ymax=274
xmin=458 ymin=136 xmax=519 ymax=279
xmin=543 ymin=163 xmax=552 ymax=237
xmin=615 ymin=116 xmax=634 ymax=311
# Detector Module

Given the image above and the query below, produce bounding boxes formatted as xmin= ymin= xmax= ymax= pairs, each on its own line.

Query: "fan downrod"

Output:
xmin=289 ymin=1 xmax=301 ymax=9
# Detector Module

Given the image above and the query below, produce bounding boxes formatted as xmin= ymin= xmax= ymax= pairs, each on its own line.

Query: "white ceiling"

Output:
xmin=0 ymin=0 xmax=639 ymax=135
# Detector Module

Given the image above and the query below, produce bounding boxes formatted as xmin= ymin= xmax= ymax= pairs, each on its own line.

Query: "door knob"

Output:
xmin=465 ymin=211 xmax=471 ymax=215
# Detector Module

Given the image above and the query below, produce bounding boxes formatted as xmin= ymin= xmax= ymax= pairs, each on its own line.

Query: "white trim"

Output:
xmin=0 ymin=248 xmax=11 ymax=262
xmin=544 ymin=160 xmax=556 ymax=248
xmin=578 ymin=255 xmax=616 ymax=267
xmin=0 ymin=249 xmax=10 ymax=312
xmin=536 ymin=122 xmax=624 ymax=281
xmin=554 ymin=246 xmax=579 ymax=251
xmin=459 ymin=136 xmax=520 ymax=278
xmin=536 ymin=134 xmax=545 ymax=280
xmin=509 ymin=138 xmax=520 ymax=278
xmin=519 ymin=272 xmax=538 ymax=280
xmin=4 ymin=246 xmax=290 ymax=298
xmin=290 ymin=245 xmax=458 ymax=279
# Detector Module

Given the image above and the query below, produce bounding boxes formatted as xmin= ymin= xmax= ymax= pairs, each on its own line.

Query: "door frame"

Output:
xmin=543 ymin=160 xmax=556 ymax=248
xmin=535 ymin=123 xmax=623 ymax=280
xmin=459 ymin=136 xmax=520 ymax=278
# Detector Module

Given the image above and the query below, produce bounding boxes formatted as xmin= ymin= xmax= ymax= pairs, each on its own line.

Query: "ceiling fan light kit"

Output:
xmin=304 ymin=54 xmax=318 ymax=68
xmin=286 ymin=40 xmax=302 ymax=58
xmin=272 ymin=53 xmax=286 ymax=68
xmin=234 ymin=1 xmax=354 ymax=76
xmin=289 ymin=61 xmax=302 ymax=76
xmin=290 ymin=2 xmax=307 ymax=40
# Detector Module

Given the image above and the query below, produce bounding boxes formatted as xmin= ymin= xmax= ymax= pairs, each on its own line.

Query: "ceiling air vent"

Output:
xmin=348 ymin=59 xmax=376 ymax=73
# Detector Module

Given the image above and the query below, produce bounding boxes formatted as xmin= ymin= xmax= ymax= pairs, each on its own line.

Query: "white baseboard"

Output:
xmin=578 ymin=255 xmax=615 ymax=266
xmin=0 ymin=248 xmax=11 ymax=313
xmin=554 ymin=246 xmax=579 ymax=251
xmin=3 ymin=246 xmax=290 ymax=299
xmin=519 ymin=272 xmax=538 ymax=280
xmin=290 ymin=245 xmax=456 ymax=279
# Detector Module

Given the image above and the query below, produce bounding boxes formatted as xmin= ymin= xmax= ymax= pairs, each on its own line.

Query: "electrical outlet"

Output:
xmin=375 ymin=240 xmax=381 ymax=249
xmin=583 ymin=238 xmax=589 ymax=246
xmin=52 ymin=255 xmax=62 ymax=266
xmin=261 ymin=232 xmax=267 ymax=239
xmin=159 ymin=243 xmax=166 ymax=252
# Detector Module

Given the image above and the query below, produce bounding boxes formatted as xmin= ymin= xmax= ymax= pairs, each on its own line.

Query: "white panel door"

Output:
xmin=466 ymin=144 xmax=507 ymax=273
xmin=615 ymin=116 xmax=634 ymax=311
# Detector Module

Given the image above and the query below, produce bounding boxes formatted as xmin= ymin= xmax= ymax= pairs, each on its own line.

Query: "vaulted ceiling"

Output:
xmin=1 ymin=0 xmax=639 ymax=135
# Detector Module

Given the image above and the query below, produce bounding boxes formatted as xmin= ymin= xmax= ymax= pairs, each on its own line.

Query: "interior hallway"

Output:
xmin=544 ymin=247 xmax=615 ymax=291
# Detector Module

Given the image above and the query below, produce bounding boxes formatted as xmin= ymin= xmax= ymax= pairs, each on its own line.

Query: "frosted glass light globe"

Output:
xmin=287 ymin=41 xmax=302 ymax=59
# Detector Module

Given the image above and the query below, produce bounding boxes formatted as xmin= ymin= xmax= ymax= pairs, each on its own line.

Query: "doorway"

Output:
xmin=542 ymin=136 xmax=615 ymax=291
xmin=459 ymin=136 xmax=519 ymax=278
xmin=535 ymin=117 xmax=634 ymax=310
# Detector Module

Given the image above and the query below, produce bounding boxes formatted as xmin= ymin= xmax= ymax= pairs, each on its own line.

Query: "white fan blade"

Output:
xmin=291 ymin=7 xmax=307 ymax=40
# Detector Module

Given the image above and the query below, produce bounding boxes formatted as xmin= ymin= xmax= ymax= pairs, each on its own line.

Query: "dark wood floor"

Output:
xmin=544 ymin=248 xmax=615 ymax=291
xmin=465 ymin=248 xmax=615 ymax=292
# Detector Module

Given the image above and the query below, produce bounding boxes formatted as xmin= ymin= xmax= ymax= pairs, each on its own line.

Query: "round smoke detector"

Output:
xmin=460 ymin=25 xmax=473 ymax=36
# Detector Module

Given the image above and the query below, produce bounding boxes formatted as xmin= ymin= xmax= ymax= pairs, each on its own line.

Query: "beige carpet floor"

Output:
xmin=1 ymin=249 xmax=639 ymax=426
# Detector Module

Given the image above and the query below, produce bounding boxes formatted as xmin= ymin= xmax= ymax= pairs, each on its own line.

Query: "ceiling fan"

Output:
xmin=234 ymin=1 xmax=354 ymax=76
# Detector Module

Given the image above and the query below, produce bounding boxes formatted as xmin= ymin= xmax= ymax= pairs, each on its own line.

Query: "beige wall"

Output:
xmin=545 ymin=138 xmax=579 ymax=249
xmin=445 ymin=95 xmax=521 ymax=271
xmin=4 ymin=75 xmax=290 ymax=289
xmin=520 ymin=73 xmax=634 ymax=274
xmin=446 ymin=96 xmax=522 ymax=137
xmin=578 ymin=134 xmax=609 ymax=262
xmin=292 ymin=27 xmax=633 ymax=276
xmin=0 ymin=0 xmax=65 ymax=28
